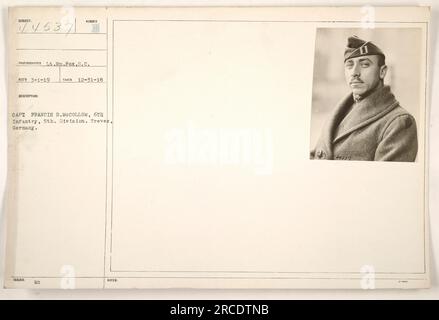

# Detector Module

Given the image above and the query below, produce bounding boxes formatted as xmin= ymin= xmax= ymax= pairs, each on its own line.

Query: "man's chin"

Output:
xmin=351 ymin=88 xmax=366 ymax=96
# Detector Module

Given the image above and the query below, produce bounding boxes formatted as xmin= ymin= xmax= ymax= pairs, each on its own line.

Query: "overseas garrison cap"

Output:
xmin=344 ymin=35 xmax=385 ymax=62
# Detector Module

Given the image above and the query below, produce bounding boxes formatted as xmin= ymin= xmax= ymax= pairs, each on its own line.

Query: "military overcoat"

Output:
xmin=311 ymin=85 xmax=418 ymax=161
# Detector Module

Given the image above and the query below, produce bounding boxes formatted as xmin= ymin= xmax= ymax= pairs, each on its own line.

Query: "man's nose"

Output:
xmin=351 ymin=62 xmax=361 ymax=77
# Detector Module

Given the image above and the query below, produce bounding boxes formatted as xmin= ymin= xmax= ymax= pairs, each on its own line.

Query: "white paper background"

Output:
xmin=0 ymin=0 xmax=438 ymax=299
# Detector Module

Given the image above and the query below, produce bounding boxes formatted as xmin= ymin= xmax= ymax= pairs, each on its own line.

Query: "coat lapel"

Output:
xmin=332 ymin=85 xmax=399 ymax=144
xmin=318 ymin=94 xmax=354 ymax=159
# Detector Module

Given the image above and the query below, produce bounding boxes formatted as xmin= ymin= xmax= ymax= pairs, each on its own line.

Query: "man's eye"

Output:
xmin=345 ymin=63 xmax=353 ymax=69
xmin=361 ymin=63 xmax=370 ymax=67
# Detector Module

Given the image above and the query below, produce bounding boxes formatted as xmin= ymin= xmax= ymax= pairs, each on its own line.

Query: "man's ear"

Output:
xmin=379 ymin=65 xmax=388 ymax=80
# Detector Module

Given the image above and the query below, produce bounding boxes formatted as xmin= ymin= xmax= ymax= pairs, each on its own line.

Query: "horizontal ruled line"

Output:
xmin=16 ymin=65 xmax=107 ymax=68
xmin=16 ymin=81 xmax=106 ymax=84
xmin=109 ymin=269 xmax=428 ymax=274
xmin=11 ymin=275 xmax=429 ymax=280
xmin=17 ymin=32 xmax=106 ymax=35
xmin=16 ymin=48 xmax=107 ymax=51
xmin=114 ymin=19 xmax=428 ymax=23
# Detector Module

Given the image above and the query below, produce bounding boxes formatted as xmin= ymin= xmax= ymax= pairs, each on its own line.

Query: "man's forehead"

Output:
xmin=345 ymin=55 xmax=377 ymax=63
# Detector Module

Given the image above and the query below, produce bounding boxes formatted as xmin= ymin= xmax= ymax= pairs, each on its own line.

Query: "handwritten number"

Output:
xmin=66 ymin=22 xmax=74 ymax=34
xmin=31 ymin=22 xmax=40 ymax=32
xmin=54 ymin=22 xmax=61 ymax=32
xmin=18 ymin=21 xmax=28 ymax=33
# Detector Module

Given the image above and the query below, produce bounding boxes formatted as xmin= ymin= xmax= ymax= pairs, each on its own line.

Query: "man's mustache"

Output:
xmin=350 ymin=77 xmax=364 ymax=84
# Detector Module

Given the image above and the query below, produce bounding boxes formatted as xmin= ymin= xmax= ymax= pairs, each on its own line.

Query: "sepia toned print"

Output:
xmin=4 ymin=7 xmax=429 ymax=290
xmin=310 ymin=31 xmax=420 ymax=162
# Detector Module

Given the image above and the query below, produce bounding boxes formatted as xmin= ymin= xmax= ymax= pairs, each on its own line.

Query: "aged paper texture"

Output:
xmin=4 ymin=6 xmax=430 ymax=289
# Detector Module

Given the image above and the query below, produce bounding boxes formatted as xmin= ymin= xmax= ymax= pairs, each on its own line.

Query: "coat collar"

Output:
xmin=332 ymin=85 xmax=399 ymax=143
xmin=317 ymin=85 xmax=399 ymax=160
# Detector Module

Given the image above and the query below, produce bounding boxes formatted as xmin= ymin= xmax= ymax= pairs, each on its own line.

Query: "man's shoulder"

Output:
xmin=382 ymin=103 xmax=416 ymax=124
xmin=380 ymin=104 xmax=417 ymax=135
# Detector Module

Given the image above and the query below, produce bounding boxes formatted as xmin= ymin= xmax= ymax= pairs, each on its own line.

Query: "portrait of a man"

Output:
xmin=310 ymin=35 xmax=418 ymax=162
